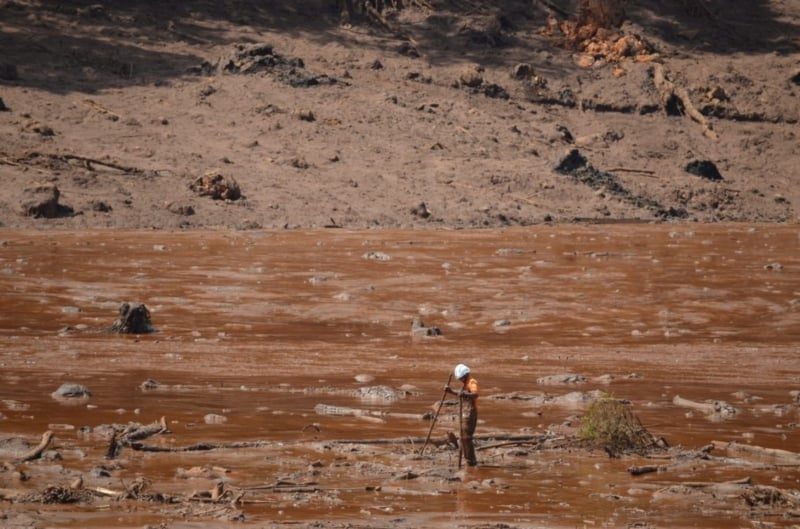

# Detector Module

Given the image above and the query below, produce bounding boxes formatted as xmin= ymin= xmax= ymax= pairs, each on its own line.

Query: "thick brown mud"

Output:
xmin=1 ymin=224 xmax=799 ymax=529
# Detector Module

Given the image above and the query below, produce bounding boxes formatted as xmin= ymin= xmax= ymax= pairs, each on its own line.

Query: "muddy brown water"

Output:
xmin=1 ymin=224 xmax=799 ymax=529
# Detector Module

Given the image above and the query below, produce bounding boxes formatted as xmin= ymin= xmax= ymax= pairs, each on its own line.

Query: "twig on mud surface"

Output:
xmin=128 ymin=439 xmax=276 ymax=453
xmin=607 ymin=167 xmax=657 ymax=176
xmin=478 ymin=435 xmax=565 ymax=451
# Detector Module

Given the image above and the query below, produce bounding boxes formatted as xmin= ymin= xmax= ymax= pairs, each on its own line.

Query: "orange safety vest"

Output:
xmin=464 ymin=376 xmax=479 ymax=409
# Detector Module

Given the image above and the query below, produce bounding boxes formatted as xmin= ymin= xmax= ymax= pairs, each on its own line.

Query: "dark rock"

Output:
xmin=90 ymin=200 xmax=112 ymax=212
xmin=685 ymin=160 xmax=723 ymax=181
xmin=511 ymin=63 xmax=533 ymax=79
xmin=410 ymin=202 xmax=431 ymax=219
xmin=482 ymin=83 xmax=509 ymax=99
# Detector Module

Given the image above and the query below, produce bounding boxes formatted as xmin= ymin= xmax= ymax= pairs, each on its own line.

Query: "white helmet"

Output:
xmin=454 ymin=363 xmax=470 ymax=380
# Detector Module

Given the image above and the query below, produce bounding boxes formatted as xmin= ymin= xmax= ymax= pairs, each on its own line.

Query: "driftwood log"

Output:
xmin=712 ymin=440 xmax=800 ymax=465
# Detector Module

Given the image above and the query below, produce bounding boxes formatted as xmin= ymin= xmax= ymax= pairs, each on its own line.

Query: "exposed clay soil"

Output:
xmin=1 ymin=0 xmax=799 ymax=230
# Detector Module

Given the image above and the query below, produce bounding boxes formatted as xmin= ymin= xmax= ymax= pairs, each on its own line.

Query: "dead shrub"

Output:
xmin=579 ymin=394 xmax=661 ymax=456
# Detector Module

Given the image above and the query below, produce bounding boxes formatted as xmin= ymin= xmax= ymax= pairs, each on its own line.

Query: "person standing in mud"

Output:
xmin=445 ymin=363 xmax=479 ymax=467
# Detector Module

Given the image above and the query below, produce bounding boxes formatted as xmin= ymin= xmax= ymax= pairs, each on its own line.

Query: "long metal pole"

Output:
xmin=458 ymin=394 xmax=463 ymax=469
xmin=420 ymin=373 xmax=453 ymax=455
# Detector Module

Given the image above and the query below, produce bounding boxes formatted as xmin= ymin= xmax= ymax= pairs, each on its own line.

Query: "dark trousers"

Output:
xmin=461 ymin=406 xmax=478 ymax=466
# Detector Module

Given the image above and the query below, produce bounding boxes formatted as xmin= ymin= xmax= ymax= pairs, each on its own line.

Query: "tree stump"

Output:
xmin=110 ymin=303 xmax=154 ymax=334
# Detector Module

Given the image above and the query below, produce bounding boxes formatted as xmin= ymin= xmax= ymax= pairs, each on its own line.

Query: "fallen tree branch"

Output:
xmin=13 ymin=151 xmax=148 ymax=175
xmin=243 ymin=480 xmax=318 ymax=491
xmin=106 ymin=417 xmax=170 ymax=458
xmin=56 ymin=153 xmax=144 ymax=174
xmin=129 ymin=440 xmax=276 ymax=453
xmin=652 ymin=64 xmax=717 ymax=139
xmin=13 ymin=430 xmax=54 ymax=463
xmin=80 ymin=98 xmax=122 ymax=120
xmin=478 ymin=435 xmax=565 ymax=451
xmin=627 ymin=464 xmax=665 ymax=475
xmin=681 ymin=477 xmax=752 ymax=488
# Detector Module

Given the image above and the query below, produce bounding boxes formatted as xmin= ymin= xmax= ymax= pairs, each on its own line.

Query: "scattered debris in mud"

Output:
xmin=2 ymin=0 xmax=798 ymax=229
xmin=189 ymin=170 xmax=243 ymax=201
xmin=3 ymin=411 xmax=800 ymax=527
xmin=192 ymin=43 xmax=346 ymax=88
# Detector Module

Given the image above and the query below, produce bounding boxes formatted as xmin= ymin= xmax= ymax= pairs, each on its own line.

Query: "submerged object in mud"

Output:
xmin=110 ymin=302 xmax=154 ymax=334
xmin=673 ymin=395 xmax=736 ymax=417
xmin=51 ymin=383 xmax=92 ymax=402
xmin=411 ymin=316 xmax=442 ymax=337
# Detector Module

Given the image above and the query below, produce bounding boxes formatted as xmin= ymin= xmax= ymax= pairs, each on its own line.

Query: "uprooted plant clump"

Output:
xmin=579 ymin=394 xmax=667 ymax=456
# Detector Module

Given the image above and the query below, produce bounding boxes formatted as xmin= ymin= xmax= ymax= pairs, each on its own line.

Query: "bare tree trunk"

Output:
xmin=576 ymin=0 xmax=627 ymax=28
